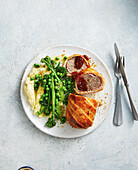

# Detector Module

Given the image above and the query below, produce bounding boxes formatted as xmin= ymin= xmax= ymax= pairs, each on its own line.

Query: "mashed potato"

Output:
xmin=24 ymin=65 xmax=48 ymax=117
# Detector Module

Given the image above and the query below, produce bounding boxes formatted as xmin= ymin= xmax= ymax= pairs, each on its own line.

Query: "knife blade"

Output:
xmin=114 ymin=43 xmax=128 ymax=86
xmin=114 ymin=43 xmax=120 ymax=59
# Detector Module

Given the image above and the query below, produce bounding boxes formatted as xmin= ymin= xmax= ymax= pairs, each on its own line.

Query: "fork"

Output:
xmin=113 ymin=56 xmax=125 ymax=126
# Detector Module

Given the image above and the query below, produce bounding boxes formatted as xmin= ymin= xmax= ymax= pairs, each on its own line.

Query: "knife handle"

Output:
xmin=113 ymin=78 xmax=123 ymax=126
xmin=125 ymin=85 xmax=138 ymax=120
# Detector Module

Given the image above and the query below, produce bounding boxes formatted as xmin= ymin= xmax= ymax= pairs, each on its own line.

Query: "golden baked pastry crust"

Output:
xmin=66 ymin=94 xmax=99 ymax=129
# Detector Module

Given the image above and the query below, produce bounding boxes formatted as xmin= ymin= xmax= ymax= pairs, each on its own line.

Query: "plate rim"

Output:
xmin=20 ymin=44 xmax=114 ymax=138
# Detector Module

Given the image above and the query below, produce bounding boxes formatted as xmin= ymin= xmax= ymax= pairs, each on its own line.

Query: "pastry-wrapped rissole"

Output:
xmin=66 ymin=94 xmax=98 ymax=129
xmin=75 ymin=68 xmax=105 ymax=94
xmin=63 ymin=54 xmax=90 ymax=76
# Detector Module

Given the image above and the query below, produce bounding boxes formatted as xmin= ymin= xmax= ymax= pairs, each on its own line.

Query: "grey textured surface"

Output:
xmin=0 ymin=0 xmax=138 ymax=170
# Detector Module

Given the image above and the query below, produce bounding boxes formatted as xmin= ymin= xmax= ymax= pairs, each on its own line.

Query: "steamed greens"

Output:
xmin=32 ymin=56 xmax=75 ymax=127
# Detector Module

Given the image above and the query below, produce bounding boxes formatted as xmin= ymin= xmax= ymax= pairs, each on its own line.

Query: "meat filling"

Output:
xmin=77 ymin=73 xmax=102 ymax=91
xmin=66 ymin=56 xmax=87 ymax=73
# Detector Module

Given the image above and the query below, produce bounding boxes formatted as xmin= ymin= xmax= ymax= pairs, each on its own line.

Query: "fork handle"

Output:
xmin=113 ymin=78 xmax=123 ymax=126
xmin=125 ymin=85 xmax=138 ymax=120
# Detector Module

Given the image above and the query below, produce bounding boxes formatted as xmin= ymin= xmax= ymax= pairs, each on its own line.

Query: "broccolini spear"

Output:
xmin=41 ymin=56 xmax=65 ymax=101
xmin=51 ymin=76 xmax=55 ymax=121
xmin=46 ymin=76 xmax=56 ymax=127
xmin=41 ymin=56 xmax=61 ymax=83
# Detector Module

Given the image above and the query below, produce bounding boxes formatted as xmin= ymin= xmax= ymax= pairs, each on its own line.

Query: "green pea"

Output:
xmin=30 ymin=77 xmax=34 ymax=81
xmin=35 ymin=74 xmax=38 ymax=78
xmin=34 ymin=63 xmax=40 ymax=68
xmin=45 ymin=93 xmax=48 ymax=96
xmin=64 ymin=56 xmax=68 ymax=60
xmin=69 ymin=77 xmax=72 ymax=80
xmin=34 ymin=84 xmax=37 ymax=87
xmin=51 ymin=73 xmax=54 ymax=77
xmin=34 ymin=87 xmax=38 ymax=91
xmin=62 ymin=87 xmax=65 ymax=90
xmin=45 ymin=97 xmax=48 ymax=100
xmin=57 ymin=72 xmax=60 ymax=76
xmin=63 ymin=80 xmax=65 ymax=84
xmin=68 ymin=81 xmax=71 ymax=84
xmin=44 ymin=74 xmax=49 ymax=79
xmin=49 ymin=106 xmax=52 ymax=110
xmin=55 ymin=57 xmax=60 ymax=60
xmin=40 ymin=98 xmax=43 ymax=102
xmin=41 ymin=84 xmax=45 ymax=87
xmin=48 ymin=79 xmax=52 ymax=82
xmin=42 ymin=94 xmax=46 ymax=98
xmin=41 ymin=96 xmax=44 ymax=99
xmin=37 ymin=111 xmax=41 ymax=116
xmin=68 ymin=85 xmax=71 ymax=88
xmin=55 ymin=86 xmax=58 ymax=90
xmin=46 ymin=87 xmax=49 ymax=91
xmin=60 ymin=117 xmax=66 ymax=124
xmin=63 ymin=87 xmax=67 ymax=92
xmin=43 ymin=79 xmax=46 ymax=83
xmin=34 ymin=80 xmax=38 ymax=83
xmin=48 ymin=82 xmax=51 ymax=85
xmin=56 ymin=93 xmax=60 ymax=97
xmin=59 ymin=98 xmax=61 ymax=101
xmin=59 ymin=73 xmax=62 ymax=76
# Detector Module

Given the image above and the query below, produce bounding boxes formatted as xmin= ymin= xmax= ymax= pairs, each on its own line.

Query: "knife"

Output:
xmin=114 ymin=43 xmax=138 ymax=120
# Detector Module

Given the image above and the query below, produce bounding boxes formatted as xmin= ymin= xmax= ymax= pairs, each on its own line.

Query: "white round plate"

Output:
xmin=20 ymin=45 xmax=113 ymax=138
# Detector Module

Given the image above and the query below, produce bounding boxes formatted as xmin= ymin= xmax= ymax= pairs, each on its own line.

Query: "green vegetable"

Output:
xmin=40 ymin=98 xmax=43 ymax=102
xmin=30 ymin=77 xmax=34 ymax=81
xmin=56 ymin=66 xmax=67 ymax=78
xmin=46 ymin=87 xmax=49 ymax=91
xmin=56 ymin=93 xmax=60 ymax=97
xmin=34 ymin=63 xmax=40 ymax=68
xmin=64 ymin=56 xmax=68 ymax=60
xmin=37 ymin=111 xmax=41 ymax=116
xmin=51 ymin=73 xmax=54 ymax=77
xmin=67 ymin=85 xmax=71 ymax=89
xmin=33 ymin=74 xmax=43 ymax=91
xmin=44 ymin=90 xmax=51 ymax=116
xmin=43 ymin=79 xmax=46 ymax=83
xmin=34 ymin=55 xmax=75 ymax=127
xmin=45 ymin=97 xmax=48 ymax=100
xmin=43 ymin=74 xmax=49 ymax=79
xmin=55 ymin=57 xmax=60 ymax=60
xmin=55 ymin=86 xmax=58 ymax=90
xmin=45 ymin=76 xmax=56 ymax=127
xmin=60 ymin=117 xmax=67 ymax=124
xmin=46 ymin=118 xmax=56 ymax=127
